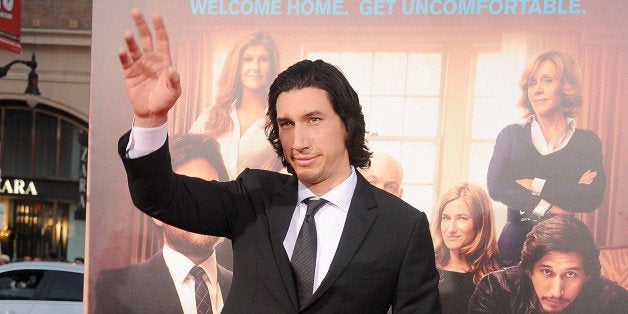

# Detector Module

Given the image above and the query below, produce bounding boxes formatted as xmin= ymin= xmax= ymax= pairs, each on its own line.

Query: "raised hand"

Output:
xmin=118 ymin=8 xmax=182 ymax=127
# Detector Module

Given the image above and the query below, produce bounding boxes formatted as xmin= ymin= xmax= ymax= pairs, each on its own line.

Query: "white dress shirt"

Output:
xmin=125 ymin=122 xmax=168 ymax=159
xmin=162 ymin=245 xmax=224 ymax=314
xmin=283 ymin=167 xmax=357 ymax=293
xmin=189 ymin=104 xmax=281 ymax=179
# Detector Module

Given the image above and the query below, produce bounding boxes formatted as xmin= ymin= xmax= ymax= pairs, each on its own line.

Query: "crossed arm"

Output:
xmin=515 ymin=170 xmax=597 ymax=215
xmin=487 ymin=125 xmax=605 ymax=217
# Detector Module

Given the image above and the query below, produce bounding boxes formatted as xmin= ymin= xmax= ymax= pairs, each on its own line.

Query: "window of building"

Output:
xmin=468 ymin=51 xmax=524 ymax=186
xmin=9 ymin=200 xmax=70 ymax=261
xmin=0 ymin=103 xmax=87 ymax=180
xmin=305 ymin=44 xmax=526 ymax=222
xmin=2 ymin=109 xmax=33 ymax=176
xmin=306 ymin=51 xmax=444 ymax=214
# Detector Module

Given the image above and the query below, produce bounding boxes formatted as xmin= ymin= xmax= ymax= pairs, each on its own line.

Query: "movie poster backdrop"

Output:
xmin=88 ymin=1 xmax=627 ymax=312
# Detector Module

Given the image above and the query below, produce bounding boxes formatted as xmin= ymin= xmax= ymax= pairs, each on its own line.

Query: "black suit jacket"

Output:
xmin=94 ymin=250 xmax=233 ymax=313
xmin=118 ymin=132 xmax=440 ymax=313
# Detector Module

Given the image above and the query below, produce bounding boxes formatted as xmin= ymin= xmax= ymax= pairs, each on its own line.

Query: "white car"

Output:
xmin=0 ymin=261 xmax=83 ymax=314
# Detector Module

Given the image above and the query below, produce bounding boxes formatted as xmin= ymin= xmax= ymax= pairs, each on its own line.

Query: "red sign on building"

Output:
xmin=0 ymin=0 xmax=21 ymax=54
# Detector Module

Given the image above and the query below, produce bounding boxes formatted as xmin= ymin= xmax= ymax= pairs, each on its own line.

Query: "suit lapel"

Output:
xmin=267 ymin=176 xmax=300 ymax=311
xmin=151 ymin=252 xmax=185 ymax=313
xmin=304 ymin=173 xmax=378 ymax=308
xmin=217 ymin=264 xmax=233 ymax=301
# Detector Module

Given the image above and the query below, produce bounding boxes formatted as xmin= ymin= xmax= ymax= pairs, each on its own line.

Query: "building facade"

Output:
xmin=0 ymin=1 xmax=91 ymax=262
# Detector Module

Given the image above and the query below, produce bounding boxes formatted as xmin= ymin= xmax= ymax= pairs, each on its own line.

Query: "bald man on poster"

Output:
xmin=359 ymin=152 xmax=404 ymax=198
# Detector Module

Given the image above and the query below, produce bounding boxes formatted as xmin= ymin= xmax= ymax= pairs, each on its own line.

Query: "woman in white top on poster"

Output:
xmin=189 ymin=31 xmax=283 ymax=179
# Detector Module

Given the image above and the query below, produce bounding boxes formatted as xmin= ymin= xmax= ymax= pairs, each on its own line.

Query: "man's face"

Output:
xmin=527 ymin=251 xmax=589 ymax=312
xmin=276 ymin=87 xmax=351 ymax=195
xmin=159 ymin=158 xmax=224 ymax=257
xmin=360 ymin=153 xmax=403 ymax=197
xmin=159 ymin=223 xmax=224 ymax=257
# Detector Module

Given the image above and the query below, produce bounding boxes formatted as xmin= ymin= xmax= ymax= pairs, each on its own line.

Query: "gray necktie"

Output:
xmin=190 ymin=266 xmax=212 ymax=314
xmin=291 ymin=198 xmax=327 ymax=306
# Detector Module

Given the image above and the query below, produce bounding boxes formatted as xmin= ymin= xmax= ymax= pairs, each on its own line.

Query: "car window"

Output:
xmin=46 ymin=271 xmax=83 ymax=301
xmin=0 ymin=269 xmax=45 ymax=300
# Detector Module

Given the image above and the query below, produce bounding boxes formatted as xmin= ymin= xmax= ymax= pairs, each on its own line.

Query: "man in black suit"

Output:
xmin=116 ymin=9 xmax=440 ymax=313
xmin=95 ymin=134 xmax=233 ymax=313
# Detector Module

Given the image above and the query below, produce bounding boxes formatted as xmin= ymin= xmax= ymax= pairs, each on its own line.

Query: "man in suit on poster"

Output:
xmin=116 ymin=9 xmax=440 ymax=313
xmin=95 ymin=134 xmax=232 ymax=313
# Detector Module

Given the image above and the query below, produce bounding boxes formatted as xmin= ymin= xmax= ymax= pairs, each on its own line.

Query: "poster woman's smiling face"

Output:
xmin=527 ymin=60 xmax=564 ymax=118
xmin=441 ymin=199 xmax=476 ymax=252
xmin=239 ymin=44 xmax=271 ymax=92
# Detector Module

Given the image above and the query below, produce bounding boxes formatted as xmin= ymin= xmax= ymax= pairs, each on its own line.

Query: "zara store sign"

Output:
xmin=0 ymin=178 xmax=38 ymax=195
xmin=0 ymin=169 xmax=38 ymax=196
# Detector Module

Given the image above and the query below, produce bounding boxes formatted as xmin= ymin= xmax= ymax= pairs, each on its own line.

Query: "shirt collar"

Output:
xmin=527 ymin=114 xmax=576 ymax=129
xmin=162 ymin=244 xmax=219 ymax=285
xmin=296 ymin=166 xmax=357 ymax=212
xmin=566 ymin=116 xmax=576 ymax=131
xmin=529 ymin=115 xmax=576 ymax=151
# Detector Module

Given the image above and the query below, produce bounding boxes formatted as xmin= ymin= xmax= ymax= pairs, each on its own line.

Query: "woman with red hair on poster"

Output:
xmin=189 ymin=30 xmax=284 ymax=179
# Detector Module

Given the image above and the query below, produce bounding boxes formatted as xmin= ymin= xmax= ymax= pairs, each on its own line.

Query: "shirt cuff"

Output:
xmin=531 ymin=178 xmax=546 ymax=196
xmin=126 ymin=121 xmax=168 ymax=159
xmin=532 ymin=199 xmax=552 ymax=217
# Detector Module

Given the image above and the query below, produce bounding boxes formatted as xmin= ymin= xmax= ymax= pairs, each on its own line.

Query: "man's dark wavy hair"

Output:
xmin=265 ymin=59 xmax=371 ymax=174
xmin=520 ymin=215 xmax=600 ymax=277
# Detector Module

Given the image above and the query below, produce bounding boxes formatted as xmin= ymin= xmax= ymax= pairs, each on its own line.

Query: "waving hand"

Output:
xmin=118 ymin=9 xmax=181 ymax=127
